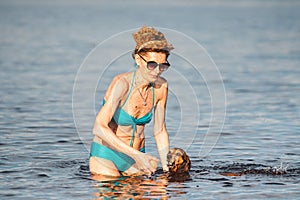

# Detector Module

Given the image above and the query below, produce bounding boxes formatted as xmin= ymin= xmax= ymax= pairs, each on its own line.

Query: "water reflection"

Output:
xmin=92 ymin=175 xmax=169 ymax=199
xmin=88 ymin=161 xmax=300 ymax=199
xmin=91 ymin=171 xmax=190 ymax=199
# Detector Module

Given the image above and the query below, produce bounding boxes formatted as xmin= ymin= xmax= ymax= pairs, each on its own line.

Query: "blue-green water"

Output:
xmin=1 ymin=0 xmax=300 ymax=199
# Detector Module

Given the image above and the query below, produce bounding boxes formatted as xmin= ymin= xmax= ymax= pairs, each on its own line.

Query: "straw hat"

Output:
xmin=133 ymin=26 xmax=174 ymax=53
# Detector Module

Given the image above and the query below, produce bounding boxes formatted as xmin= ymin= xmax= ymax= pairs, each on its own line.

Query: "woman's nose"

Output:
xmin=153 ymin=65 xmax=161 ymax=74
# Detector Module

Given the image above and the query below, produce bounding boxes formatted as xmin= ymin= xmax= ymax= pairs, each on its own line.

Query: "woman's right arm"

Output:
xmin=92 ymin=76 xmax=157 ymax=173
xmin=93 ymin=76 xmax=136 ymax=155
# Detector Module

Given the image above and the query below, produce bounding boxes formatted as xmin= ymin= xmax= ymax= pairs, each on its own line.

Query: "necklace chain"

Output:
xmin=137 ymin=86 xmax=149 ymax=106
xmin=133 ymin=72 xmax=152 ymax=106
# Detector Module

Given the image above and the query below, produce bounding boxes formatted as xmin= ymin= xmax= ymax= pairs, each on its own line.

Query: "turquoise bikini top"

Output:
xmin=103 ymin=70 xmax=155 ymax=147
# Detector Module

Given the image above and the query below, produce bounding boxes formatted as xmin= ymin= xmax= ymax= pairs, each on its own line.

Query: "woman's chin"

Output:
xmin=149 ymin=75 xmax=158 ymax=82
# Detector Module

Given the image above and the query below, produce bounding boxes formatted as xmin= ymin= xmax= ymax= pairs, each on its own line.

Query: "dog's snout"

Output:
xmin=167 ymin=153 xmax=173 ymax=166
xmin=167 ymin=153 xmax=172 ymax=161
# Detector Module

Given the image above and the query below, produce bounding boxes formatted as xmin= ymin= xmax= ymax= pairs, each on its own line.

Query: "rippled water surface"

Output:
xmin=1 ymin=0 xmax=300 ymax=199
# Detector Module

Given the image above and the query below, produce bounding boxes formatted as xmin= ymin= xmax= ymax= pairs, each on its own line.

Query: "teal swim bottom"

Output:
xmin=90 ymin=142 xmax=145 ymax=172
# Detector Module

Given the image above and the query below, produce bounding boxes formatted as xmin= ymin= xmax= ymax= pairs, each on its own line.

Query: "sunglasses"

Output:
xmin=138 ymin=54 xmax=170 ymax=71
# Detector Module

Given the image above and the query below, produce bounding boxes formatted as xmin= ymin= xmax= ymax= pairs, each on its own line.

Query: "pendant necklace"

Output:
xmin=137 ymin=86 xmax=149 ymax=106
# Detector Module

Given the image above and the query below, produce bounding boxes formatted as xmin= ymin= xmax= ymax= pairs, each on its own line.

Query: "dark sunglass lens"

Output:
xmin=147 ymin=61 xmax=158 ymax=70
xmin=159 ymin=63 xmax=170 ymax=71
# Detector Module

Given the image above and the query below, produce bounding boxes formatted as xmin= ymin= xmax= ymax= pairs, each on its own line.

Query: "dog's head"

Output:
xmin=167 ymin=148 xmax=191 ymax=174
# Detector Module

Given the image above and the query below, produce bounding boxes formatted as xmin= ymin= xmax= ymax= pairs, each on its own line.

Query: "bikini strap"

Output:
xmin=120 ymin=70 xmax=136 ymax=108
xmin=151 ymin=82 xmax=155 ymax=107
xmin=129 ymin=124 xmax=136 ymax=147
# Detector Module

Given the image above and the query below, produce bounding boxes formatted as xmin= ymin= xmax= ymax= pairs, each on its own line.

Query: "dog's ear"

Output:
xmin=183 ymin=153 xmax=191 ymax=171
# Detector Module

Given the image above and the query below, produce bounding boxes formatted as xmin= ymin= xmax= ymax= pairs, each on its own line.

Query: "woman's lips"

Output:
xmin=150 ymin=74 xmax=158 ymax=79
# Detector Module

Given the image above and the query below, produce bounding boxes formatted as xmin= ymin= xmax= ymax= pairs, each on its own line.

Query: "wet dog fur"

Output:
xmin=167 ymin=148 xmax=191 ymax=181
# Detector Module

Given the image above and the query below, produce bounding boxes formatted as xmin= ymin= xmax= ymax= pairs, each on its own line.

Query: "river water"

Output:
xmin=1 ymin=0 xmax=300 ymax=199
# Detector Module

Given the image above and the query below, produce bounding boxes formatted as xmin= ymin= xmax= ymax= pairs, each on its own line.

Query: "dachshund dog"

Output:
xmin=167 ymin=148 xmax=191 ymax=174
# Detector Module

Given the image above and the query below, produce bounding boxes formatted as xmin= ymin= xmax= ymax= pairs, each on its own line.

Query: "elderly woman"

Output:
xmin=89 ymin=26 xmax=173 ymax=177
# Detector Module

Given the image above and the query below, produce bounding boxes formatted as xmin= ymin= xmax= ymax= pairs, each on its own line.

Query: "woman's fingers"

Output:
xmin=150 ymin=159 xmax=157 ymax=169
xmin=135 ymin=154 xmax=158 ymax=174
xmin=146 ymin=155 xmax=159 ymax=173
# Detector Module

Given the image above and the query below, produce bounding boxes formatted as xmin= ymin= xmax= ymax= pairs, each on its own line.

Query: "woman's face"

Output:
xmin=136 ymin=51 xmax=168 ymax=83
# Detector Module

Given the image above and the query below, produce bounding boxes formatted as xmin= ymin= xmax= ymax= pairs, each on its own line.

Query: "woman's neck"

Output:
xmin=134 ymin=69 xmax=152 ymax=90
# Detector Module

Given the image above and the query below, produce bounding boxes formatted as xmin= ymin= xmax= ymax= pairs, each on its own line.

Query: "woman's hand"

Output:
xmin=132 ymin=152 xmax=159 ymax=175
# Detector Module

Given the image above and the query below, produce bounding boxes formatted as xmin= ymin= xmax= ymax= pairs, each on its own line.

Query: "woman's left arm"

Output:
xmin=154 ymin=81 xmax=170 ymax=172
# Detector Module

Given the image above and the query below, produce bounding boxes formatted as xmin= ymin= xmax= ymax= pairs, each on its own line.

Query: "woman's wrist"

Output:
xmin=130 ymin=149 xmax=143 ymax=160
xmin=162 ymin=165 xmax=169 ymax=172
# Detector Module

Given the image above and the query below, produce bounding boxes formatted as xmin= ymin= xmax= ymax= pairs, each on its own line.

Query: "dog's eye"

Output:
xmin=167 ymin=154 xmax=172 ymax=160
xmin=176 ymin=152 xmax=181 ymax=156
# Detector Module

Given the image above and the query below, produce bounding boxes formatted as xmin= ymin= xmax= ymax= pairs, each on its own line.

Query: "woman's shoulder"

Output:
xmin=154 ymin=76 xmax=168 ymax=89
xmin=110 ymin=72 xmax=132 ymax=86
xmin=105 ymin=72 xmax=133 ymax=95
xmin=153 ymin=76 xmax=168 ymax=102
xmin=105 ymin=72 xmax=131 ymax=99
xmin=151 ymin=78 xmax=168 ymax=107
